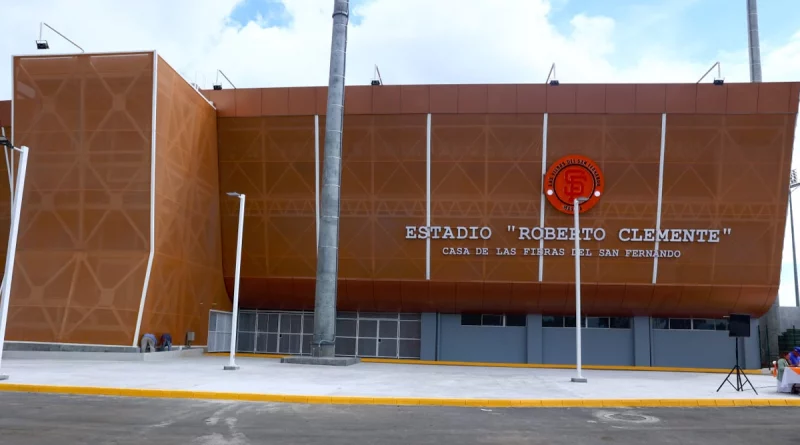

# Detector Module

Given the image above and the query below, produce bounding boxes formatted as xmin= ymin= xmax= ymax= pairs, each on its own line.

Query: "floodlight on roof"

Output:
xmin=697 ymin=61 xmax=724 ymax=85
xmin=213 ymin=70 xmax=237 ymax=90
xmin=545 ymin=63 xmax=559 ymax=85
xmin=36 ymin=22 xmax=84 ymax=53
xmin=371 ymin=65 xmax=383 ymax=86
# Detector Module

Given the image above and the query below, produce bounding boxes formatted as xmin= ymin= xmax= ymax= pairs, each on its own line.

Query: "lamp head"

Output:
xmin=36 ymin=40 xmax=49 ymax=50
xmin=226 ymin=192 xmax=240 ymax=197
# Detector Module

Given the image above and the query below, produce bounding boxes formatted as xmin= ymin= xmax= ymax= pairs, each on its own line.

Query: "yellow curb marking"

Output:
xmin=0 ymin=383 xmax=797 ymax=408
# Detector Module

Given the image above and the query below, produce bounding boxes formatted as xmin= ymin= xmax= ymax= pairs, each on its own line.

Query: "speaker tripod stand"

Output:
xmin=716 ymin=338 xmax=757 ymax=394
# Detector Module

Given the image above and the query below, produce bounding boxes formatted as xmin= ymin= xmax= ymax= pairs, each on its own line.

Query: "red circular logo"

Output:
xmin=544 ymin=154 xmax=604 ymax=214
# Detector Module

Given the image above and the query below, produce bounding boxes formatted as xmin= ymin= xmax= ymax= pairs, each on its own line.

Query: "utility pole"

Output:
xmin=747 ymin=0 xmax=780 ymax=368
xmin=746 ymin=0 xmax=762 ymax=82
xmin=311 ymin=0 xmax=349 ymax=358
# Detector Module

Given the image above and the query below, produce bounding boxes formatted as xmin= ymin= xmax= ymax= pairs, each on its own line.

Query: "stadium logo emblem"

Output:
xmin=544 ymin=154 xmax=604 ymax=214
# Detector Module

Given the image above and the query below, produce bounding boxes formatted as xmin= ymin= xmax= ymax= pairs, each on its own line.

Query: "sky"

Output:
xmin=0 ymin=0 xmax=798 ymax=306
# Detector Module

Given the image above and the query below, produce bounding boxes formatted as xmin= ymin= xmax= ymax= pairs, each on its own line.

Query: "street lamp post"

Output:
xmin=0 ymin=132 xmax=30 ymax=380
xmin=789 ymin=170 xmax=800 ymax=307
xmin=571 ymin=196 xmax=591 ymax=384
xmin=223 ymin=192 xmax=245 ymax=371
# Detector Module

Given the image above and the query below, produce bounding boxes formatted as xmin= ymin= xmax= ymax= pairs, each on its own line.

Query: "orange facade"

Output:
xmin=208 ymin=82 xmax=798 ymax=319
xmin=4 ymin=52 xmax=229 ymax=346
xmin=1 ymin=51 xmax=798 ymax=346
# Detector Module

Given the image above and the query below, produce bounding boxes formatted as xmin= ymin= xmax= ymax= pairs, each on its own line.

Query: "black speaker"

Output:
xmin=728 ymin=313 xmax=751 ymax=338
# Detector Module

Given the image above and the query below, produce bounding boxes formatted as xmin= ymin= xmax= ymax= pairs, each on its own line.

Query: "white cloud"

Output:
xmin=2 ymin=0 xmax=798 ymax=92
xmin=1 ymin=0 xmax=799 ymax=305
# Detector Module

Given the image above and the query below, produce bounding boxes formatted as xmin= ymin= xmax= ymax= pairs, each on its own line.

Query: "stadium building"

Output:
xmin=1 ymin=51 xmax=798 ymax=369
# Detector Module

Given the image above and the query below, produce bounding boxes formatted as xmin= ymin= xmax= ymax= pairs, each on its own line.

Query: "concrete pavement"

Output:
xmin=0 ymin=355 xmax=794 ymax=407
xmin=0 ymin=392 xmax=794 ymax=445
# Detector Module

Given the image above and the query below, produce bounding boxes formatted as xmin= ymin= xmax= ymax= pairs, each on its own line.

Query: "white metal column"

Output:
xmin=0 ymin=144 xmax=29 ymax=378
xmin=426 ymin=113 xmax=431 ymax=280
xmin=652 ymin=113 xmax=667 ymax=284
xmin=538 ymin=113 xmax=549 ymax=281
xmin=224 ymin=193 xmax=246 ymax=370
xmin=132 ymin=51 xmax=159 ymax=346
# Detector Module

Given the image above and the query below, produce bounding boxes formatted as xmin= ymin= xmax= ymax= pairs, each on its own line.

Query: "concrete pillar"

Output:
xmin=743 ymin=317 xmax=761 ymax=369
xmin=420 ymin=312 xmax=437 ymax=361
xmin=311 ymin=0 xmax=350 ymax=358
xmin=632 ymin=316 xmax=651 ymax=367
xmin=526 ymin=314 xmax=543 ymax=364
xmin=760 ymin=303 xmax=780 ymax=366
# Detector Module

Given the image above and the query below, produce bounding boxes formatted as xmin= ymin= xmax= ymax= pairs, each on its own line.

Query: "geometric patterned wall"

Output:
xmin=6 ymin=54 xmax=229 ymax=345
xmin=4 ymin=70 xmax=797 ymax=343
xmin=216 ymin=115 xmax=318 ymax=310
xmin=658 ymin=113 xmax=793 ymax=314
xmin=3 ymin=74 xmax=798 ymax=344
xmin=139 ymin=57 xmax=230 ymax=345
xmin=0 ymin=100 xmax=10 ymax=281
xmin=338 ymin=115 xmax=428 ymax=283
xmin=8 ymin=53 xmax=154 ymax=344
xmin=209 ymin=82 xmax=799 ymax=318
xmin=430 ymin=113 xmax=545 ymax=284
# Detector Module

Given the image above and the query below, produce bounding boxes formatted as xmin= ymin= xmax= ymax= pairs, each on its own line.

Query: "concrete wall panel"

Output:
xmin=438 ymin=314 xmax=526 ymax=363
xmin=542 ymin=327 xmax=635 ymax=366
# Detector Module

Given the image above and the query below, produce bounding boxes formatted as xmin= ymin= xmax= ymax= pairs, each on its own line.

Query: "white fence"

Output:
xmin=207 ymin=309 xmax=422 ymax=359
xmin=207 ymin=310 xmax=233 ymax=353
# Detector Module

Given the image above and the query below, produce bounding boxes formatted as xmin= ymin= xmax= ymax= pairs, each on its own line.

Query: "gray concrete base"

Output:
xmin=0 ymin=374 xmax=8 ymax=381
xmin=281 ymin=356 xmax=360 ymax=366
xmin=223 ymin=365 xmax=240 ymax=371
xmin=5 ymin=341 xmax=139 ymax=353
xmin=570 ymin=377 xmax=588 ymax=383
xmin=3 ymin=347 xmax=206 ymax=362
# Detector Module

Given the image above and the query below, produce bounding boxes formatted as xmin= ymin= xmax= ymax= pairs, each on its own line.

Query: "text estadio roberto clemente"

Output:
xmin=404 ymin=226 xmax=730 ymax=243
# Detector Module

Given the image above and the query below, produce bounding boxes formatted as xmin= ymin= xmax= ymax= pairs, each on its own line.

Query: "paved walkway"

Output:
xmin=0 ymin=356 xmax=796 ymax=407
xmin=2 ymin=392 xmax=797 ymax=445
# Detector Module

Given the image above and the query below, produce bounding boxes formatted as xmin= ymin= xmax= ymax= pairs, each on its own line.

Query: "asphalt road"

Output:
xmin=0 ymin=392 xmax=796 ymax=444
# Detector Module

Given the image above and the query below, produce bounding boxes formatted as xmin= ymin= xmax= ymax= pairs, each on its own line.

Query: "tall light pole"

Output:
xmin=789 ymin=170 xmax=800 ymax=307
xmin=572 ymin=191 xmax=600 ymax=383
xmin=0 ymin=132 xmax=30 ymax=380
xmin=312 ymin=0 xmax=350 ymax=358
xmin=746 ymin=0 xmax=762 ymax=82
xmin=571 ymin=196 xmax=591 ymax=384
xmin=224 ymin=192 xmax=245 ymax=371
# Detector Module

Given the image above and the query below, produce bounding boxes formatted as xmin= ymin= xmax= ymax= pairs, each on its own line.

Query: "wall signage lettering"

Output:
xmin=404 ymin=225 xmax=733 ymax=259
